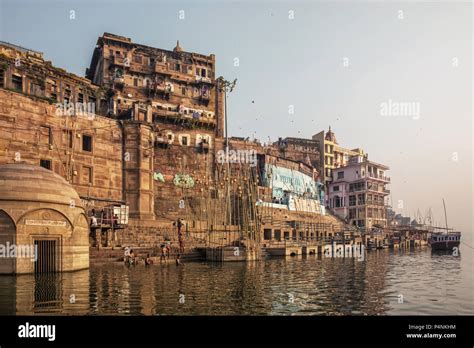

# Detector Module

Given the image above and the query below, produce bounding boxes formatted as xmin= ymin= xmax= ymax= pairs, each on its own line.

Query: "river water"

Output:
xmin=0 ymin=245 xmax=472 ymax=315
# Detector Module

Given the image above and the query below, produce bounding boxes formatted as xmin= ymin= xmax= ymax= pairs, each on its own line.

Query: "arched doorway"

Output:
xmin=0 ymin=210 xmax=16 ymax=273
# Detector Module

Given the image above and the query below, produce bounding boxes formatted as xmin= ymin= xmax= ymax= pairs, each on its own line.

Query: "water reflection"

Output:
xmin=0 ymin=246 xmax=471 ymax=315
xmin=34 ymin=274 xmax=63 ymax=313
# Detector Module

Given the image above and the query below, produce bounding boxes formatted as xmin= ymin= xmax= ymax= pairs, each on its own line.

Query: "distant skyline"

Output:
xmin=0 ymin=0 xmax=472 ymax=237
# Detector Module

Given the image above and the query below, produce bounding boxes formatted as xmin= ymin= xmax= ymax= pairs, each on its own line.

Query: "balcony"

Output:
xmin=195 ymin=75 xmax=213 ymax=84
xmin=152 ymin=109 xmax=216 ymax=127
xmin=129 ymin=62 xmax=153 ymax=74
xmin=111 ymin=56 xmax=127 ymax=66
xmin=200 ymin=91 xmax=211 ymax=102
xmin=367 ymin=172 xmax=390 ymax=182
xmin=154 ymin=63 xmax=169 ymax=74
xmin=113 ymin=77 xmax=125 ymax=85
xmin=154 ymin=65 xmax=196 ymax=83
xmin=367 ymin=187 xmax=390 ymax=196
xmin=366 ymin=201 xmax=386 ymax=206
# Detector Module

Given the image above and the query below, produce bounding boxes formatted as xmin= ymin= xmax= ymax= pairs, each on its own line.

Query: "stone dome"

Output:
xmin=0 ymin=163 xmax=82 ymax=207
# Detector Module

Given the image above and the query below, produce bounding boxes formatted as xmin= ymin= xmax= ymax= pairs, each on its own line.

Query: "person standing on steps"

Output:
xmin=165 ymin=241 xmax=171 ymax=260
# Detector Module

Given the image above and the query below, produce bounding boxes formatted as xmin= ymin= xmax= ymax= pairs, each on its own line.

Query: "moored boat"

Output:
xmin=428 ymin=231 xmax=461 ymax=251
xmin=428 ymin=199 xmax=461 ymax=251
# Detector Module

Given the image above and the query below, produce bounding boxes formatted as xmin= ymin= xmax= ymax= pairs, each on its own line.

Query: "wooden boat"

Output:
xmin=428 ymin=231 xmax=461 ymax=251
xmin=428 ymin=199 xmax=461 ymax=251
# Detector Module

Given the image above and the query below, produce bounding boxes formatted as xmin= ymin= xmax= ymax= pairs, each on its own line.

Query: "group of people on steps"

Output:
xmin=124 ymin=218 xmax=184 ymax=267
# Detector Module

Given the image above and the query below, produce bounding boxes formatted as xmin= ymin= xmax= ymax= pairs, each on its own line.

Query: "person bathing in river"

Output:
xmin=145 ymin=253 xmax=153 ymax=266
xmin=176 ymin=253 xmax=182 ymax=266
xmin=126 ymin=249 xmax=136 ymax=265
xmin=160 ymin=244 xmax=167 ymax=263
xmin=165 ymin=241 xmax=171 ymax=260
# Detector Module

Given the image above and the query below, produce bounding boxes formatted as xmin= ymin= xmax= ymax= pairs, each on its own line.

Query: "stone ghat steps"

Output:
xmin=90 ymin=246 xmax=203 ymax=263
xmin=119 ymin=226 xmax=212 ymax=250
xmin=324 ymin=210 xmax=357 ymax=232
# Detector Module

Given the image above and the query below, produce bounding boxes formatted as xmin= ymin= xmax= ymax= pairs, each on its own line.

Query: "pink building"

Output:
xmin=327 ymin=155 xmax=390 ymax=230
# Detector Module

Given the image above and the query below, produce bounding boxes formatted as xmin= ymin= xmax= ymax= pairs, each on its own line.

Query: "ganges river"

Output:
xmin=0 ymin=245 xmax=472 ymax=315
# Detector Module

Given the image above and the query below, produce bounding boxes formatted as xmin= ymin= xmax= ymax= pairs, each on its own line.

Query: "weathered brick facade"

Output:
xmin=0 ymin=35 xmax=354 ymax=250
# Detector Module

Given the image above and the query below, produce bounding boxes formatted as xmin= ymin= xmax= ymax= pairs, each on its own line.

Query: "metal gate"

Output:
xmin=34 ymin=240 xmax=59 ymax=273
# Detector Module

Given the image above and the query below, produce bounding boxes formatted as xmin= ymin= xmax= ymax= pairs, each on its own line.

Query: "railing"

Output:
xmin=265 ymin=236 xmax=357 ymax=248
xmin=112 ymin=56 xmax=126 ymax=66
xmin=129 ymin=62 xmax=154 ymax=74
xmin=153 ymin=109 xmax=216 ymax=124
xmin=367 ymin=172 xmax=390 ymax=181
xmin=195 ymin=75 xmax=213 ymax=84
xmin=113 ymin=77 xmax=125 ymax=85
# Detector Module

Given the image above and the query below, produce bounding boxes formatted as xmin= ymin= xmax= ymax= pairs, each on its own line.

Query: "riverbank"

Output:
xmin=1 ymin=245 xmax=471 ymax=316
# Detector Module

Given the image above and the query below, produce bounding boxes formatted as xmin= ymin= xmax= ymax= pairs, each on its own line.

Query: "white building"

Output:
xmin=327 ymin=155 xmax=390 ymax=230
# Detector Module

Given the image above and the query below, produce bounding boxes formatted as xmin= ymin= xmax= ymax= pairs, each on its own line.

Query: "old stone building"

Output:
xmin=0 ymin=35 xmax=225 ymax=247
xmin=273 ymin=137 xmax=321 ymax=171
xmin=0 ymin=35 xmax=355 ymax=253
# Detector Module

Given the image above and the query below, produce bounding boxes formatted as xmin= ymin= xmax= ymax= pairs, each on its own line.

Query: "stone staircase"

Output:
xmin=90 ymin=245 xmax=203 ymax=264
xmin=324 ymin=209 xmax=359 ymax=233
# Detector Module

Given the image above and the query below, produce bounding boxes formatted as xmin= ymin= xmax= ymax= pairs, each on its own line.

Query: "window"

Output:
xmin=82 ymin=135 xmax=92 ymax=152
xmin=29 ymin=82 xmax=43 ymax=96
xmin=201 ymin=68 xmax=206 ymax=77
xmin=337 ymin=171 xmax=344 ymax=179
xmin=274 ymin=230 xmax=281 ymax=241
xmin=82 ymin=166 xmax=93 ymax=185
xmin=181 ymin=87 xmax=186 ymax=95
xmin=0 ymin=69 xmax=4 ymax=88
xmin=263 ymin=229 xmax=272 ymax=240
xmin=12 ymin=74 xmax=22 ymax=91
xmin=133 ymin=78 xmax=138 ymax=87
xmin=334 ymin=196 xmax=342 ymax=208
xmin=175 ymin=63 xmax=181 ymax=71
xmin=349 ymin=195 xmax=356 ymax=206
xmin=133 ymin=55 xmax=142 ymax=64
xmin=138 ymin=111 xmax=146 ymax=122
xmin=180 ymin=135 xmax=189 ymax=146
xmin=333 ymin=186 xmax=339 ymax=192
xmin=40 ymin=159 xmax=52 ymax=170
xmin=78 ymin=93 xmax=84 ymax=103
xmin=358 ymin=194 xmax=365 ymax=205
xmin=39 ymin=126 xmax=52 ymax=145
xmin=65 ymin=130 xmax=73 ymax=148
xmin=349 ymin=182 xmax=365 ymax=192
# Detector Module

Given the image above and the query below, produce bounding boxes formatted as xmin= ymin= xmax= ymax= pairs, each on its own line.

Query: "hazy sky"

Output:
xmin=0 ymin=0 xmax=472 ymax=238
